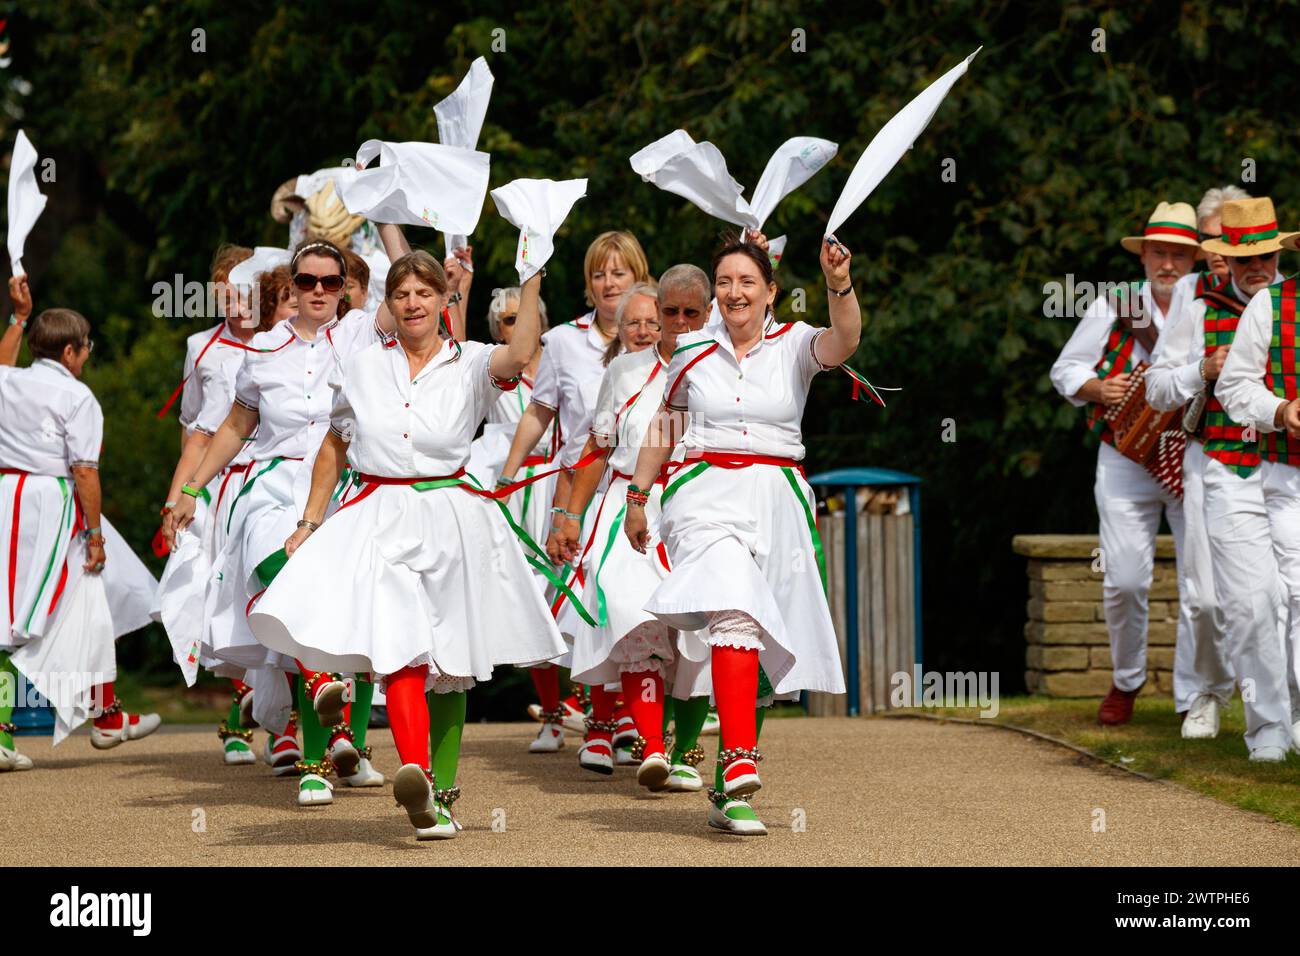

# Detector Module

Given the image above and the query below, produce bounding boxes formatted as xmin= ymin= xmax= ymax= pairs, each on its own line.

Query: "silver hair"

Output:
xmin=657 ymin=264 xmax=711 ymax=307
xmin=614 ymin=282 xmax=660 ymax=325
xmin=487 ymin=287 xmax=549 ymax=342
xmin=1197 ymin=186 xmax=1251 ymax=223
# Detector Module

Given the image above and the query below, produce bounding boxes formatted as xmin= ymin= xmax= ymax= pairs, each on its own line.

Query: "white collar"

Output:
xmin=34 ymin=358 xmax=75 ymax=379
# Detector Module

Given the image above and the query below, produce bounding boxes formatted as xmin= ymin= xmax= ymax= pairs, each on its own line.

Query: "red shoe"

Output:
xmin=1098 ymin=684 xmax=1141 ymax=726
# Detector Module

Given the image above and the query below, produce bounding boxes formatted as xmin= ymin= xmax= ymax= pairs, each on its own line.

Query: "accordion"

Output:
xmin=1102 ymin=361 xmax=1185 ymax=498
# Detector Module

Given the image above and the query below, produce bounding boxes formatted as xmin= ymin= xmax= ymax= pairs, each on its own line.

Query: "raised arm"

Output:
xmin=812 ymin=237 xmax=862 ymax=369
xmin=1 ymin=275 xmax=33 ymax=366
xmin=373 ymin=223 xmax=413 ymax=337
xmin=283 ymin=430 xmax=349 ymax=557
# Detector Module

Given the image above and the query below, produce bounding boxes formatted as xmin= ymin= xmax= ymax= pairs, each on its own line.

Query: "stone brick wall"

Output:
xmin=1013 ymin=534 xmax=1178 ymax=697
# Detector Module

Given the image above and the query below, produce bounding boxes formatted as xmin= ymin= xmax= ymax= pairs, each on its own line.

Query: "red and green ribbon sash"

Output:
xmin=156 ymin=323 xmax=227 ymax=419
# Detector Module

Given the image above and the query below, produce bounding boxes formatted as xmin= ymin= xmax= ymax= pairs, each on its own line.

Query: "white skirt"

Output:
xmin=0 ymin=472 xmax=156 ymax=647
xmin=155 ymin=467 xmax=250 ymax=686
xmin=570 ymin=475 xmax=708 ymax=688
xmin=249 ymin=477 xmax=568 ymax=692
xmin=647 ymin=461 xmax=845 ymax=695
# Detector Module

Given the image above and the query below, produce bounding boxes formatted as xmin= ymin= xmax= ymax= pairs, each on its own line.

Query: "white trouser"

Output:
xmin=1202 ymin=457 xmax=1291 ymax=751
xmin=1259 ymin=459 xmax=1300 ymax=724
xmin=1094 ymin=442 xmax=1186 ymax=692
xmin=1172 ymin=440 xmax=1234 ymax=711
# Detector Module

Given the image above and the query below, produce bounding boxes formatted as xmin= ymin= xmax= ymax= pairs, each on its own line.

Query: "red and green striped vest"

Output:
xmin=1259 ymin=278 xmax=1300 ymax=465
xmin=1202 ymin=287 xmax=1259 ymax=476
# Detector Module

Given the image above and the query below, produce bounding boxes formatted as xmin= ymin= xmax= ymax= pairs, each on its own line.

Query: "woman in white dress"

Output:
xmin=156 ymin=250 xmax=303 ymax=768
xmin=169 ymin=237 xmax=390 ymax=805
xmin=557 ymin=266 xmax=715 ymax=787
xmin=624 ymin=236 xmax=857 ymax=835
xmin=0 ymin=287 xmax=160 ymax=769
xmin=499 ymin=231 xmax=652 ymax=763
xmin=248 ymin=250 xmax=566 ymax=841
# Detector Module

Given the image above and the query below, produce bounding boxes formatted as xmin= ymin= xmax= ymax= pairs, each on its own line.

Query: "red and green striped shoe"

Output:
xmin=707 ymin=790 xmax=767 ymax=836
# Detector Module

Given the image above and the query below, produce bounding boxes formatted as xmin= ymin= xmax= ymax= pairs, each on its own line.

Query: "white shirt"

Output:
xmin=0 ymin=359 xmax=103 ymax=475
xmin=331 ymin=338 xmax=508 ymax=478
xmin=531 ymin=311 xmax=612 ymax=467
xmin=665 ymin=316 xmax=830 ymax=460
xmin=1218 ymin=283 xmax=1292 ymax=432
xmin=487 ymin=374 xmax=554 ymax=458
xmin=1050 ymin=282 xmax=1167 ymax=407
xmin=180 ymin=322 xmax=253 ymax=431
xmin=590 ymin=347 xmax=669 ymax=476
xmin=1147 ymin=272 xmax=1277 ymax=412
xmin=234 ymin=309 xmax=379 ymax=462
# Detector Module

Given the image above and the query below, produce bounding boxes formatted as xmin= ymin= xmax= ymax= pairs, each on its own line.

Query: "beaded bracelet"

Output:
xmin=82 ymin=526 xmax=102 ymax=540
xmin=495 ymin=474 xmax=515 ymax=489
xmin=561 ymin=510 xmax=583 ymax=522
xmin=625 ymin=485 xmax=649 ymax=507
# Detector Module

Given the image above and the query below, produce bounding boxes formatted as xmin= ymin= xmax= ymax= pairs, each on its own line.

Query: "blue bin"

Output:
xmin=807 ymin=467 xmax=923 ymax=716
xmin=10 ymin=672 xmax=54 ymax=735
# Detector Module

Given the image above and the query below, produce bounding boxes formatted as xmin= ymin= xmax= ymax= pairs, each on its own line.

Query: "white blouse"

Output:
xmin=590 ymin=347 xmax=668 ymax=476
xmin=330 ymin=338 xmax=510 ymax=478
xmin=664 ymin=316 xmax=830 ymax=460
xmin=179 ymin=322 xmax=254 ymax=432
xmin=531 ymin=311 xmax=612 ymax=467
xmin=0 ymin=360 xmax=103 ymax=475
xmin=233 ymin=309 xmax=379 ymax=462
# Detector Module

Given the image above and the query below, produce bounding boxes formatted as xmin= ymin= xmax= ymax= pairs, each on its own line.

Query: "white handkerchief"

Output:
xmin=490 ymin=178 xmax=588 ymax=282
xmin=295 ymin=165 xmax=359 ymax=201
xmin=228 ymin=246 xmax=291 ymax=287
xmin=630 ymin=131 xmax=754 ymax=228
xmin=338 ymin=140 xmax=490 ymax=235
xmin=748 ymin=137 xmax=838 ymax=229
xmin=435 ymin=57 xmax=495 ymax=258
xmin=7 ymin=130 xmax=47 ymax=275
xmin=825 ymin=48 xmax=980 ymax=237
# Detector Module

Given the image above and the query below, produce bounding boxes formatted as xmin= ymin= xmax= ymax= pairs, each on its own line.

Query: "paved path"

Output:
xmin=4 ymin=717 xmax=1299 ymax=865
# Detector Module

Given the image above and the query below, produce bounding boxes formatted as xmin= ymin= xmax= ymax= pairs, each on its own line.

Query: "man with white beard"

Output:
xmin=1051 ymin=202 xmax=1197 ymax=726
xmin=1146 ymin=197 xmax=1292 ymax=759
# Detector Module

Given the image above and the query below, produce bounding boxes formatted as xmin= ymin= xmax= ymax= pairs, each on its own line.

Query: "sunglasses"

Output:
xmin=500 ymin=313 xmax=518 ymax=326
xmin=292 ymin=272 xmax=345 ymax=294
xmin=1231 ymin=251 xmax=1278 ymax=264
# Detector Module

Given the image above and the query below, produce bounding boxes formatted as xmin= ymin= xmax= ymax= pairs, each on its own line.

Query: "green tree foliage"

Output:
xmin=2 ymin=0 xmax=1296 ymax=696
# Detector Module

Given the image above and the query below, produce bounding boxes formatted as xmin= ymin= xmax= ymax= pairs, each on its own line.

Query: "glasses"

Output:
xmin=1231 ymin=251 xmax=1278 ymax=264
xmin=1198 ymin=231 xmax=1222 ymax=242
xmin=622 ymin=319 xmax=661 ymax=332
xmin=83 ymin=339 xmax=94 ymax=354
xmin=499 ymin=313 xmax=518 ymax=327
xmin=292 ymin=272 xmax=345 ymax=294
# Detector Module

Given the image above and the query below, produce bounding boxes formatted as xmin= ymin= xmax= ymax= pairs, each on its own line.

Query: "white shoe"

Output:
xmin=328 ymin=734 xmax=360 ymax=779
xmin=0 ymin=742 xmax=33 ymax=771
xmin=264 ymin=733 xmax=302 ymax=776
xmin=528 ymin=722 xmax=565 ymax=753
xmin=612 ymin=715 xmax=638 ymax=748
xmin=222 ymin=738 xmax=256 ymax=765
xmin=1181 ymin=694 xmax=1220 ymax=740
xmin=578 ymin=738 xmax=614 ymax=775
xmin=238 ymin=690 xmax=257 ymax=729
xmin=343 ymin=756 xmax=385 ymax=787
xmin=90 ymin=711 xmax=162 ymax=750
xmin=699 ymin=710 xmax=721 ymax=737
xmin=298 ymin=773 xmax=334 ymax=805
xmin=393 ymin=764 xmax=456 ymax=839
xmin=1249 ymin=746 xmax=1288 ymax=763
xmin=614 ymin=744 xmax=638 ymax=766
xmin=708 ymin=794 xmax=767 ymax=835
xmin=721 ymin=757 xmax=762 ymax=797
xmin=560 ymin=701 xmax=587 ymax=734
xmin=636 ymin=752 xmax=671 ymax=790
xmin=526 ymin=703 xmax=543 ymax=722
xmin=312 ymin=679 xmax=347 ymax=726
xmin=661 ymin=762 xmax=704 ymax=792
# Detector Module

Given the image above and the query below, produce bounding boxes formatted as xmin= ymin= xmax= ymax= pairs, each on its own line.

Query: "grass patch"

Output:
xmin=898 ymin=694 xmax=1300 ymax=829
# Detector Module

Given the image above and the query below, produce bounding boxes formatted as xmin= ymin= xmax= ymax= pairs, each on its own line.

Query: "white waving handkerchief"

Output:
xmin=749 ymin=137 xmax=838 ymax=230
xmin=435 ymin=57 xmax=495 ymax=257
xmin=228 ymin=246 xmax=291 ymax=288
xmin=490 ymin=178 xmax=588 ymax=283
xmin=825 ymin=48 xmax=980 ymax=238
xmin=630 ymin=131 xmax=754 ymax=229
xmin=339 ymin=140 xmax=490 ymax=235
xmin=7 ymin=130 xmax=47 ymax=275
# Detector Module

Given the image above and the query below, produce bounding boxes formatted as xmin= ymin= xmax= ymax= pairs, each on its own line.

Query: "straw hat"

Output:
xmin=1202 ymin=197 xmax=1296 ymax=257
xmin=1120 ymin=201 xmax=1200 ymax=254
